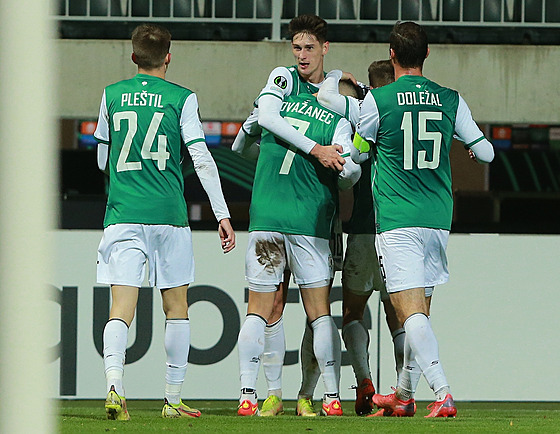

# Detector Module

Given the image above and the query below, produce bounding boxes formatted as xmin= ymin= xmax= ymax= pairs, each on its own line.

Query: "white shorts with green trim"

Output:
xmin=245 ymin=231 xmax=333 ymax=292
xmin=97 ymin=223 xmax=195 ymax=289
xmin=375 ymin=227 xmax=449 ymax=294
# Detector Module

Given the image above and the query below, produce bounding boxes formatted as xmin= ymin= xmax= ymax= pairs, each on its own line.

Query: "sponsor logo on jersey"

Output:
xmin=274 ymin=75 xmax=288 ymax=89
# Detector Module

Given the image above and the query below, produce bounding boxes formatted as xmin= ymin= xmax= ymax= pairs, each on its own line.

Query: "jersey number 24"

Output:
xmin=114 ymin=111 xmax=170 ymax=172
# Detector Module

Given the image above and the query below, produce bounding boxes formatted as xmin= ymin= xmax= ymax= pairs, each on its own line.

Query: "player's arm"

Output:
xmin=231 ymin=108 xmax=261 ymax=161
xmin=181 ymin=93 xmax=235 ymax=253
xmin=334 ymin=119 xmax=361 ymax=190
xmin=454 ymin=95 xmax=495 ymax=164
xmin=355 ymin=91 xmax=379 ymax=164
xmin=349 ymin=133 xmax=371 ymax=165
xmin=317 ymin=70 xmax=361 ymax=128
xmin=257 ymin=67 xmax=345 ymax=171
xmin=93 ymin=90 xmax=110 ymax=175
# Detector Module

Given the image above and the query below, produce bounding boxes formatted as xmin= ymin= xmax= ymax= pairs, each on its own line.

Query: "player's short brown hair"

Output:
xmin=389 ymin=21 xmax=428 ymax=69
xmin=289 ymin=14 xmax=328 ymax=43
xmin=131 ymin=24 xmax=171 ymax=69
xmin=368 ymin=59 xmax=394 ymax=89
xmin=338 ymin=80 xmax=359 ymax=99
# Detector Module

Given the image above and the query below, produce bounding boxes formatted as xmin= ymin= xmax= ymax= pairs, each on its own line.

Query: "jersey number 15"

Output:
xmin=114 ymin=111 xmax=170 ymax=172
xmin=401 ymin=111 xmax=442 ymax=170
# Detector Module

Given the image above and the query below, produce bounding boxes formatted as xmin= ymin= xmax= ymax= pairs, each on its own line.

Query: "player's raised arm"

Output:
xmin=258 ymin=67 xmax=345 ymax=171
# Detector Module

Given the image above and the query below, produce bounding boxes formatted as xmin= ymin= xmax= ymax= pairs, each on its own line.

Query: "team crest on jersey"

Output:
xmin=274 ymin=75 xmax=287 ymax=89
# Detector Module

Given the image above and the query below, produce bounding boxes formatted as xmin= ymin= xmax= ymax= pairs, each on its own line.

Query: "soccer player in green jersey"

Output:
xmin=234 ymin=14 xmax=356 ymax=418
xmin=94 ymin=24 xmax=235 ymax=421
xmin=257 ymin=14 xmax=346 ymax=172
xmin=236 ymin=90 xmax=360 ymax=417
xmin=357 ymin=21 xmax=494 ymax=417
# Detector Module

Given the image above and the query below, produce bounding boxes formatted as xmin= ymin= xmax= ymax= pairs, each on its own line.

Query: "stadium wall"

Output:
xmin=59 ymin=40 xmax=560 ymax=124
xmin=51 ymin=230 xmax=559 ymax=401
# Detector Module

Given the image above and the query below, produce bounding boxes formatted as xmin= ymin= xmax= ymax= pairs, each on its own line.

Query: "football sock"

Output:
xmin=298 ymin=322 xmax=320 ymax=400
xmin=238 ymin=314 xmax=267 ymax=391
xmin=342 ymin=320 xmax=370 ymax=384
xmin=403 ymin=313 xmax=449 ymax=396
xmin=331 ymin=317 xmax=342 ymax=388
xmin=263 ymin=316 xmax=285 ymax=397
xmin=391 ymin=327 xmax=406 ymax=383
xmin=164 ymin=319 xmax=190 ymax=405
xmin=103 ymin=318 xmax=128 ymax=396
xmin=396 ymin=336 xmax=421 ymax=401
xmin=311 ymin=315 xmax=340 ymax=396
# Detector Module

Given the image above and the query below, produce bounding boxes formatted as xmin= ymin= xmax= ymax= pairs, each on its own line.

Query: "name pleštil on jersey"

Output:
xmin=121 ymin=91 xmax=164 ymax=108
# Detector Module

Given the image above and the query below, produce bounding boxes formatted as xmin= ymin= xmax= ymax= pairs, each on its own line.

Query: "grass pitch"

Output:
xmin=58 ymin=400 xmax=560 ymax=433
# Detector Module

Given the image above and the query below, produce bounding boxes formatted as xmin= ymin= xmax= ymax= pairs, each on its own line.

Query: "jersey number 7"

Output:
xmin=114 ymin=111 xmax=170 ymax=172
xmin=279 ymin=117 xmax=310 ymax=175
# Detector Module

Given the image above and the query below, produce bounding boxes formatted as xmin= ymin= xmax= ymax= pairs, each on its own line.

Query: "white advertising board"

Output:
xmin=50 ymin=231 xmax=560 ymax=401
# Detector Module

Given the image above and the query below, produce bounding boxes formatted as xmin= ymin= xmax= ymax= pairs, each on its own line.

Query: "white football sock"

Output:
xmin=238 ymin=314 xmax=267 ymax=391
xmin=391 ymin=327 xmax=406 ymax=383
xmin=330 ymin=317 xmax=342 ymax=388
xmin=342 ymin=320 xmax=370 ymax=384
xmin=396 ymin=335 xmax=421 ymax=401
xmin=403 ymin=313 xmax=449 ymax=396
xmin=311 ymin=315 xmax=340 ymax=396
xmin=298 ymin=322 xmax=320 ymax=399
xmin=164 ymin=319 xmax=190 ymax=405
xmin=103 ymin=318 xmax=128 ymax=396
xmin=263 ymin=316 xmax=285 ymax=398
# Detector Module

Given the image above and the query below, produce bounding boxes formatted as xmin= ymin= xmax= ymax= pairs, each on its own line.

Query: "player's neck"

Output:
xmin=394 ymin=64 xmax=423 ymax=80
xmin=137 ymin=65 xmax=167 ymax=79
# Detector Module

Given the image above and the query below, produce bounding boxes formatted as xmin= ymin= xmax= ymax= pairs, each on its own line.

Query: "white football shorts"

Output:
xmin=375 ymin=227 xmax=449 ymax=294
xmin=342 ymin=233 xmax=388 ymax=300
xmin=97 ymin=223 xmax=195 ymax=289
xmin=246 ymin=231 xmax=333 ymax=292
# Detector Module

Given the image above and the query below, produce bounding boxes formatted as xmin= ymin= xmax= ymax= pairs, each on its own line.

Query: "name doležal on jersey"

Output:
xmin=281 ymin=100 xmax=335 ymax=125
xmin=121 ymin=91 xmax=164 ymax=108
xmin=397 ymin=90 xmax=442 ymax=107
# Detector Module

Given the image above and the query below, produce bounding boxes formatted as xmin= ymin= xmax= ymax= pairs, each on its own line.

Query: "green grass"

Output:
xmin=58 ymin=400 xmax=560 ymax=433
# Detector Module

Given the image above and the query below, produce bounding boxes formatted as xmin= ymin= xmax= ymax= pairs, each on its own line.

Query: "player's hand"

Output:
xmin=341 ymin=71 xmax=358 ymax=86
xmin=218 ymin=218 xmax=236 ymax=253
xmin=310 ymin=144 xmax=345 ymax=171
xmin=468 ymin=149 xmax=477 ymax=162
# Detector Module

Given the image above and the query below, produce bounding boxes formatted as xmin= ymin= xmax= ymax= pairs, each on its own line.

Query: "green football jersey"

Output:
xmin=286 ymin=66 xmax=321 ymax=96
xmin=96 ymin=74 xmax=200 ymax=227
xmin=249 ymin=93 xmax=343 ymax=239
xmin=369 ymin=75 xmax=459 ymax=232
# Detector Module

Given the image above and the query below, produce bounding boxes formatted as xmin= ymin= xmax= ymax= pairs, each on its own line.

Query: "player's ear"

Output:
xmin=164 ymin=53 xmax=171 ymax=65
xmin=322 ymin=41 xmax=329 ymax=56
xmin=131 ymin=52 xmax=138 ymax=65
xmin=426 ymin=47 xmax=430 ymax=59
xmin=389 ymin=48 xmax=396 ymax=60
